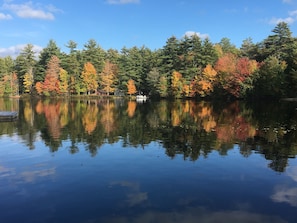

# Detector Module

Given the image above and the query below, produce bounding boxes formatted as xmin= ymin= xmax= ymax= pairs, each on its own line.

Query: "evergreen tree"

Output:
xmin=0 ymin=56 xmax=16 ymax=96
xmin=118 ymin=46 xmax=146 ymax=92
xmin=179 ymin=35 xmax=202 ymax=82
xmin=240 ymin=37 xmax=258 ymax=59
xmin=146 ymin=68 xmax=160 ymax=96
xmin=14 ymin=44 xmax=36 ymax=94
xmin=202 ymin=38 xmax=217 ymax=67
xmin=259 ymin=22 xmax=297 ymax=96
xmin=218 ymin=37 xmax=239 ymax=55
xmin=64 ymin=40 xmax=81 ymax=94
xmin=253 ymin=56 xmax=287 ymax=98
xmin=160 ymin=36 xmax=181 ymax=79
xmin=82 ymin=39 xmax=105 ymax=73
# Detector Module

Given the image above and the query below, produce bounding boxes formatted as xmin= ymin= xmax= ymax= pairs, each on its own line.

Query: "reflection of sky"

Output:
xmin=271 ymin=186 xmax=297 ymax=207
xmin=109 ymin=181 xmax=148 ymax=207
xmin=287 ymin=166 xmax=297 ymax=182
xmin=97 ymin=207 xmax=287 ymax=223
xmin=106 ymin=178 xmax=286 ymax=223
xmin=0 ymin=163 xmax=56 ymax=184
xmin=20 ymin=167 xmax=56 ymax=182
xmin=271 ymin=164 xmax=297 ymax=207
xmin=0 ymin=136 xmax=57 ymax=202
xmin=1 ymin=136 xmax=297 ymax=223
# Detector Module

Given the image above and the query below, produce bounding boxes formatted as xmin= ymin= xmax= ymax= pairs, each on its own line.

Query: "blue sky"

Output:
xmin=0 ymin=0 xmax=297 ymax=57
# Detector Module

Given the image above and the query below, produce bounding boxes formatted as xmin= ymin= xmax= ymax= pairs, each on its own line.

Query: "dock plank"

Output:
xmin=0 ymin=111 xmax=18 ymax=121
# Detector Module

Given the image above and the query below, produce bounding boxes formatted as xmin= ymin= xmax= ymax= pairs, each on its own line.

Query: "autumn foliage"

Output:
xmin=81 ymin=62 xmax=98 ymax=95
xmin=82 ymin=103 xmax=98 ymax=134
xmin=171 ymin=71 xmax=184 ymax=98
xmin=35 ymin=56 xmax=61 ymax=96
xmin=127 ymin=101 xmax=137 ymax=117
xmin=215 ymin=53 xmax=258 ymax=97
xmin=127 ymin=79 xmax=137 ymax=96
xmin=100 ymin=60 xmax=117 ymax=95
xmin=191 ymin=64 xmax=217 ymax=97
xmin=4 ymin=22 xmax=293 ymax=99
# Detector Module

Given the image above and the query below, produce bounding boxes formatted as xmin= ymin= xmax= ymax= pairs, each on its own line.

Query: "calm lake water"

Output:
xmin=1 ymin=97 xmax=297 ymax=223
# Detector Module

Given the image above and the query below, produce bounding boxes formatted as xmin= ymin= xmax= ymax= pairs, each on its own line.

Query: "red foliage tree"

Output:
xmin=215 ymin=53 xmax=258 ymax=97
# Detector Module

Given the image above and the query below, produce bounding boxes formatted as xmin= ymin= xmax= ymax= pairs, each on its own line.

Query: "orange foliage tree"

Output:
xmin=43 ymin=55 xmax=61 ymax=95
xmin=99 ymin=60 xmax=117 ymax=95
xmin=127 ymin=79 xmax=137 ymax=96
xmin=36 ymin=55 xmax=61 ymax=96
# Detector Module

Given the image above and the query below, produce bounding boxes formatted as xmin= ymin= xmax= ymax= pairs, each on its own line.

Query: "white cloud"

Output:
xmin=270 ymin=166 xmax=297 ymax=207
xmin=0 ymin=12 xmax=12 ymax=20
xmin=107 ymin=0 xmax=140 ymax=4
xmin=269 ymin=16 xmax=295 ymax=24
xmin=269 ymin=9 xmax=297 ymax=25
xmin=283 ymin=0 xmax=292 ymax=3
xmin=0 ymin=44 xmax=43 ymax=58
xmin=289 ymin=10 xmax=297 ymax=16
xmin=184 ymin=31 xmax=209 ymax=39
xmin=2 ymin=2 xmax=57 ymax=20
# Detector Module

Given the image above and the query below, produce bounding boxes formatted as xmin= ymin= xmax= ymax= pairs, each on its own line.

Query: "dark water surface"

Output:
xmin=1 ymin=98 xmax=297 ymax=223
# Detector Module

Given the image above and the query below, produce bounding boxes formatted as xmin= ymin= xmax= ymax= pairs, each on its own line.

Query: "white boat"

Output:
xmin=136 ymin=95 xmax=147 ymax=102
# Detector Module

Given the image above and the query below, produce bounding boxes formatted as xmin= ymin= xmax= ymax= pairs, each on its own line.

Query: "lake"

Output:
xmin=0 ymin=97 xmax=297 ymax=223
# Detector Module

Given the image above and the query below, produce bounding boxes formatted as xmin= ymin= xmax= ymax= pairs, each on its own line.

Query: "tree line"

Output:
xmin=1 ymin=22 xmax=297 ymax=99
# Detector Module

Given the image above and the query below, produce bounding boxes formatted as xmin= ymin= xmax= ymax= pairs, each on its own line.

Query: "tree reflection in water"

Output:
xmin=1 ymin=97 xmax=297 ymax=173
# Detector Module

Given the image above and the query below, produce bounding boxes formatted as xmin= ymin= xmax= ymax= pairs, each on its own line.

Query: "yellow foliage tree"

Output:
xmin=171 ymin=71 xmax=184 ymax=98
xmin=81 ymin=62 xmax=98 ymax=95
xmin=59 ymin=68 xmax=69 ymax=94
xmin=192 ymin=64 xmax=217 ymax=97
xmin=23 ymin=68 xmax=34 ymax=93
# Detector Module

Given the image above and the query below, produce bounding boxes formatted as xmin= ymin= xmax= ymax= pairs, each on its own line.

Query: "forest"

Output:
xmin=0 ymin=22 xmax=297 ymax=99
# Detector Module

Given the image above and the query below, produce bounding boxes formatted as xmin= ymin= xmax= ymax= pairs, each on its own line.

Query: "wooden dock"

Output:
xmin=0 ymin=111 xmax=18 ymax=122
